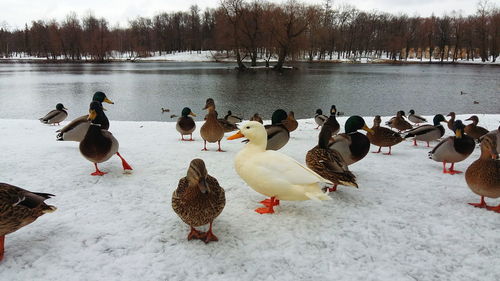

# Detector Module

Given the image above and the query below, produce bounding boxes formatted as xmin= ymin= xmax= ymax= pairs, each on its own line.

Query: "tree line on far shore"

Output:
xmin=0 ymin=0 xmax=498 ymax=70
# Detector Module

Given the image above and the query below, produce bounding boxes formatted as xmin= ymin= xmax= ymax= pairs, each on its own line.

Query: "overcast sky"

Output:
xmin=0 ymin=0 xmax=484 ymax=29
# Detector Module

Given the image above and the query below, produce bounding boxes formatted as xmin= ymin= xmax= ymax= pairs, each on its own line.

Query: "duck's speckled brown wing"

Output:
xmin=0 ymin=183 xmax=55 ymax=236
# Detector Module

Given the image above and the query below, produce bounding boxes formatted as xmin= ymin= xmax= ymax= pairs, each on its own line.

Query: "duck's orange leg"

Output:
xmin=116 ymin=152 xmax=133 ymax=171
xmin=486 ymin=204 xmax=500 ymax=213
xmin=91 ymin=163 xmax=107 ymax=176
xmin=260 ymin=198 xmax=280 ymax=207
xmin=469 ymin=196 xmax=488 ymax=209
xmin=447 ymin=163 xmax=462 ymax=174
xmin=328 ymin=184 xmax=338 ymax=192
xmin=255 ymin=197 xmax=276 ymax=214
xmin=202 ymin=140 xmax=208 ymax=151
xmin=413 ymin=139 xmax=418 ymax=146
xmin=202 ymin=222 xmax=219 ymax=243
xmin=383 ymin=147 xmax=392 ymax=155
xmin=187 ymin=226 xmax=205 ymax=240
xmin=372 ymin=147 xmax=382 ymax=153
xmin=0 ymin=235 xmax=5 ymax=261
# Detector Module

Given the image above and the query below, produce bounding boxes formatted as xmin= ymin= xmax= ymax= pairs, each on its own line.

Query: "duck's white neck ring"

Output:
xmin=90 ymin=123 xmax=102 ymax=127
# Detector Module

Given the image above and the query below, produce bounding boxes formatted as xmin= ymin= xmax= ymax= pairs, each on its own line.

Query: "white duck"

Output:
xmin=228 ymin=121 xmax=332 ymax=214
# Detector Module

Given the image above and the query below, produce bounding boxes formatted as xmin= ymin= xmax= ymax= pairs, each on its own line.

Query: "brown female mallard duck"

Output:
xmin=328 ymin=116 xmax=374 ymax=165
xmin=306 ymin=122 xmax=358 ymax=192
xmin=446 ymin=112 xmax=456 ymax=132
xmin=282 ymin=111 xmax=298 ymax=132
xmin=386 ymin=110 xmax=412 ymax=132
xmin=172 ymin=159 xmax=225 ymax=243
xmin=200 ymin=98 xmax=225 ymax=151
xmin=367 ymin=115 xmax=403 ymax=155
xmin=464 ymin=115 xmax=489 ymax=141
xmin=249 ymin=113 xmax=263 ymax=124
xmin=465 ymin=132 xmax=500 ymax=212
xmin=428 ymin=120 xmax=475 ymax=174
xmin=176 ymin=107 xmax=196 ymax=141
xmin=79 ymin=101 xmax=133 ymax=176
xmin=56 ymin=91 xmax=114 ymax=141
xmin=39 ymin=103 xmax=68 ymax=125
xmin=0 ymin=183 xmax=56 ymax=261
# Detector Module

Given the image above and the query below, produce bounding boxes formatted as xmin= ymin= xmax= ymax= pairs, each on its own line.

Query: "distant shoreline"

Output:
xmin=1 ymin=58 xmax=499 ymax=67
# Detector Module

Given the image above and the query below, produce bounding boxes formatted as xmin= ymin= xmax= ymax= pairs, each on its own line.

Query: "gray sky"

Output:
xmin=0 ymin=0 xmax=484 ymax=29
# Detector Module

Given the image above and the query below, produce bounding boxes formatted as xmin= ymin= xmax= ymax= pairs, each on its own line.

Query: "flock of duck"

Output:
xmin=0 ymin=92 xmax=499 ymax=258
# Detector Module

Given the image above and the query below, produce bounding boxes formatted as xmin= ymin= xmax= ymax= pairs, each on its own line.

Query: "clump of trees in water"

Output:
xmin=0 ymin=0 xmax=499 ymax=70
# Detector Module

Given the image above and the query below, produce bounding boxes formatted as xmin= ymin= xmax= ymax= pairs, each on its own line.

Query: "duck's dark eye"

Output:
xmin=246 ymin=126 xmax=250 ymax=129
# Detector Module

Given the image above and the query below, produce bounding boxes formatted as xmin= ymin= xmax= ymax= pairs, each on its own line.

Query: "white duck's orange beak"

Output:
xmin=227 ymin=131 xmax=244 ymax=140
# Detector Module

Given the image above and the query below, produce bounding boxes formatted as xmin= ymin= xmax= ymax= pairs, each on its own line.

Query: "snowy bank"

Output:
xmin=0 ymin=114 xmax=499 ymax=281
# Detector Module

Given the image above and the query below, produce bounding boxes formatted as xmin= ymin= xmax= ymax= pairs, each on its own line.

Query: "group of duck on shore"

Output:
xmin=0 ymin=92 xmax=498 ymax=256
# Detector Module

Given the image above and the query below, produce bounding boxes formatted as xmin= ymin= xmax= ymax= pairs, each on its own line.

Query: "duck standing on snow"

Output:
xmin=224 ymin=110 xmax=242 ymax=124
xmin=428 ymin=120 xmax=475 ymax=174
xmin=446 ymin=112 xmax=456 ymax=132
xmin=0 ymin=183 xmax=56 ymax=261
xmin=264 ymin=109 xmax=290 ymax=150
xmin=282 ymin=111 xmax=298 ymax=132
xmin=172 ymin=159 xmax=225 ymax=243
xmin=328 ymin=116 xmax=374 ymax=165
xmin=323 ymin=105 xmax=340 ymax=135
xmin=249 ymin=113 xmax=263 ymax=124
xmin=176 ymin=107 xmax=197 ymax=141
xmin=464 ymin=115 xmax=489 ymax=141
xmin=465 ymin=133 xmax=500 ymax=212
xmin=56 ymin=91 xmax=114 ymax=141
xmin=367 ymin=115 xmax=403 ymax=155
xmin=403 ymin=114 xmax=446 ymax=147
xmin=79 ymin=101 xmax=133 ymax=176
xmin=306 ymin=121 xmax=358 ymax=192
xmin=408 ymin=109 xmax=427 ymax=125
xmin=387 ymin=111 xmax=412 ymax=132
xmin=200 ymin=98 xmax=225 ymax=151
xmin=228 ymin=121 xmax=331 ymax=214
xmin=314 ymin=109 xmax=328 ymax=129
xmin=39 ymin=103 xmax=68 ymax=125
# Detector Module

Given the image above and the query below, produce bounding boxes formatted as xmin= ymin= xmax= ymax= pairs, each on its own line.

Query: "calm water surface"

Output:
xmin=0 ymin=62 xmax=498 ymax=121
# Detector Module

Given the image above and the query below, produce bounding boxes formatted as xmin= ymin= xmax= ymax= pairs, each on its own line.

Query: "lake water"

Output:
xmin=0 ymin=62 xmax=498 ymax=122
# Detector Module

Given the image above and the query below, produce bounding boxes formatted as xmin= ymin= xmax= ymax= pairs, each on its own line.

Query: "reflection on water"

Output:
xmin=0 ymin=62 xmax=498 ymax=122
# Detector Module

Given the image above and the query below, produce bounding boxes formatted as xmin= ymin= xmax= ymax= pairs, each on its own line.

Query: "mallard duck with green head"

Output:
xmin=323 ymin=105 xmax=340 ymax=135
xmin=0 ymin=183 xmax=56 ymax=261
xmin=56 ymin=91 xmax=114 ymax=141
xmin=249 ymin=113 xmax=263 ymax=124
xmin=465 ymin=132 xmax=500 ymax=212
xmin=314 ymin=109 xmax=328 ymax=129
xmin=328 ymin=116 xmax=374 ymax=165
xmin=224 ymin=110 xmax=242 ymax=124
xmin=172 ymin=159 xmax=225 ymax=243
xmin=39 ymin=103 xmax=68 ymax=125
xmin=428 ymin=120 xmax=475 ymax=174
xmin=264 ymin=109 xmax=290 ymax=150
xmin=403 ymin=114 xmax=446 ymax=147
xmin=367 ymin=115 xmax=403 ymax=155
xmin=79 ymin=101 xmax=133 ymax=176
xmin=408 ymin=109 xmax=427 ymax=125
xmin=176 ymin=107 xmax=197 ymax=141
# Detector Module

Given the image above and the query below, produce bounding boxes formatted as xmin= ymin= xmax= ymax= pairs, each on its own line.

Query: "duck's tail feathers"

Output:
xmin=305 ymin=191 xmax=332 ymax=201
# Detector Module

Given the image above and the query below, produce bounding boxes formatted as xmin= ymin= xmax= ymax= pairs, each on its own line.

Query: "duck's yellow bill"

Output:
xmin=88 ymin=109 xmax=97 ymax=120
xmin=190 ymin=112 xmax=197 ymax=117
xmin=104 ymin=98 xmax=114 ymax=104
xmin=362 ymin=124 xmax=374 ymax=134
xmin=455 ymin=129 xmax=462 ymax=138
xmin=228 ymin=131 xmax=244 ymax=140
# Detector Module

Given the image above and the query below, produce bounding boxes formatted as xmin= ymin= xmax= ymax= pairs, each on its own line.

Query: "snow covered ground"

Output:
xmin=0 ymin=114 xmax=499 ymax=281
